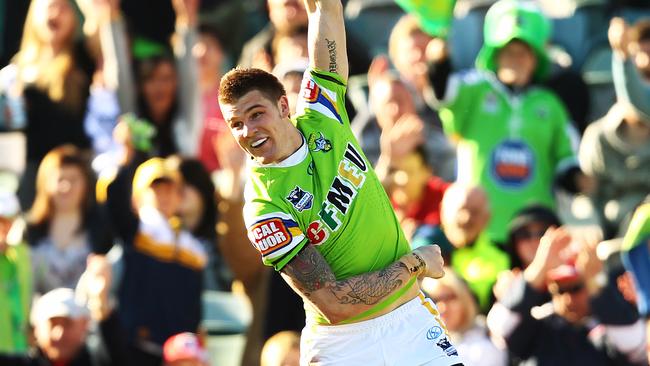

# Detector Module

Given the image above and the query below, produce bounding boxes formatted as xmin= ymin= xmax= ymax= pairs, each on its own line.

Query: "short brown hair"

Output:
xmin=219 ymin=67 xmax=286 ymax=105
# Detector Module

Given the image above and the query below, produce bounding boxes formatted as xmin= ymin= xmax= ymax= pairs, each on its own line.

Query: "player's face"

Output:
xmin=221 ymin=90 xmax=300 ymax=164
xmin=550 ymin=279 xmax=590 ymax=323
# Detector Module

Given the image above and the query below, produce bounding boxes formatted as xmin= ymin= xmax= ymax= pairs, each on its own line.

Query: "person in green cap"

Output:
xmin=425 ymin=0 xmax=588 ymax=245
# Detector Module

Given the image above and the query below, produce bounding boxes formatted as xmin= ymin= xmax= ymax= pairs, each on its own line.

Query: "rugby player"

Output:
xmin=218 ymin=0 xmax=462 ymax=364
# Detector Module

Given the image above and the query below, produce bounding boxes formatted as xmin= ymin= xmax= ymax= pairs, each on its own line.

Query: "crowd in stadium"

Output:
xmin=0 ymin=0 xmax=650 ymax=365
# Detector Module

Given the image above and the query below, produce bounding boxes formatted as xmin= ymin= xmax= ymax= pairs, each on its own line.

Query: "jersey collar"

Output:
xmin=249 ymin=134 xmax=307 ymax=168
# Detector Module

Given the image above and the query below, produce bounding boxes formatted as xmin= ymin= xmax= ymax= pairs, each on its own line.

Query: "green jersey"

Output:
xmin=243 ymin=69 xmax=412 ymax=322
xmin=439 ymin=70 xmax=577 ymax=242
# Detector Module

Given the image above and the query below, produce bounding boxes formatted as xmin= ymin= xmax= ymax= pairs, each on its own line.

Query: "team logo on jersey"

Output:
xmin=248 ymin=217 xmax=294 ymax=256
xmin=299 ymin=77 xmax=343 ymax=124
xmin=306 ymin=220 xmax=329 ymax=245
xmin=308 ymin=132 xmax=332 ymax=152
xmin=436 ymin=338 xmax=458 ymax=357
xmin=286 ymin=186 xmax=314 ymax=212
xmin=307 ymin=160 xmax=315 ymax=176
xmin=490 ymin=139 xmax=534 ymax=188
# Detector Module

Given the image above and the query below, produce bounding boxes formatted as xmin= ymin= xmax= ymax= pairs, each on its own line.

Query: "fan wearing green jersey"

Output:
xmin=218 ymin=1 xmax=463 ymax=365
xmin=425 ymin=0 xmax=588 ymax=244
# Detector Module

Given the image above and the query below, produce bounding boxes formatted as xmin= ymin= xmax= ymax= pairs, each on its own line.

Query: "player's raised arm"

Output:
xmin=304 ymin=0 xmax=348 ymax=82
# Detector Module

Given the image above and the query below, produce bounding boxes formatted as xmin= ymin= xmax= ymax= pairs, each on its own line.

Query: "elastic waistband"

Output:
xmin=306 ymin=293 xmax=428 ymax=335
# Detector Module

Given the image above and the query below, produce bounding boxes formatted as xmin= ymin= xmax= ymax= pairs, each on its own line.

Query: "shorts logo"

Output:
xmin=306 ymin=220 xmax=329 ymax=245
xmin=436 ymin=338 xmax=458 ymax=357
xmin=490 ymin=139 xmax=534 ymax=188
xmin=308 ymin=132 xmax=332 ymax=152
xmin=426 ymin=326 xmax=443 ymax=340
xmin=249 ymin=218 xmax=292 ymax=255
xmin=286 ymin=186 xmax=314 ymax=212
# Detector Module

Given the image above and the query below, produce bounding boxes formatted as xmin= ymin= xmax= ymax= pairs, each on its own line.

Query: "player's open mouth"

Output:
xmin=251 ymin=137 xmax=269 ymax=149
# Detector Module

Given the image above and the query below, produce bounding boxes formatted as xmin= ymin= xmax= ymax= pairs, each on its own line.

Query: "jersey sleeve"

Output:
xmin=243 ymin=203 xmax=309 ymax=271
xmin=295 ymin=68 xmax=350 ymax=127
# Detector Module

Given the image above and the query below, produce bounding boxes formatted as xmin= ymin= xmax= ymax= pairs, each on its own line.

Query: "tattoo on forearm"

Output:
xmin=326 ymin=38 xmax=337 ymax=73
xmin=283 ymin=245 xmax=408 ymax=306
xmin=330 ymin=262 xmax=406 ymax=305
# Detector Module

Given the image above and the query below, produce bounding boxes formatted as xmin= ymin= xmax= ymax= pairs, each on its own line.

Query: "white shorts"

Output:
xmin=300 ymin=293 xmax=463 ymax=366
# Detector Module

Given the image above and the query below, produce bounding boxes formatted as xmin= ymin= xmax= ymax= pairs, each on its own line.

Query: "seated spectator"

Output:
xmin=387 ymin=145 xmax=450 ymax=241
xmin=425 ymin=0 xmax=586 ymax=244
xmin=421 ymin=269 xmax=506 ymax=366
xmin=0 ymin=0 xmax=95 ymax=208
xmin=580 ymin=18 xmax=650 ymax=239
xmin=0 ymin=255 xmax=129 ymax=366
xmin=163 ymin=332 xmax=209 ymax=366
xmin=488 ymin=228 xmax=647 ymax=365
xmin=260 ymin=330 xmax=301 ymax=366
xmin=416 ymin=183 xmax=509 ymax=312
xmin=27 ymin=145 xmax=112 ymax=294
xmin=106 ymin=155 xmax=206 ymax=366
xmin=0 ymin=191 xmax=31 ymax=354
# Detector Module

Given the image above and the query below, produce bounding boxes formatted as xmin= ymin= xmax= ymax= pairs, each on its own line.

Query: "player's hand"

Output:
xmin=414 ymin=245 xmax=445 ymax=279
xmin=609 ymin=17 xmax=630 ymax=59
xmin=426 ymin=37 xmax=449 ymax=63
xmin=172 ymin=0 xmax=200 ymax=27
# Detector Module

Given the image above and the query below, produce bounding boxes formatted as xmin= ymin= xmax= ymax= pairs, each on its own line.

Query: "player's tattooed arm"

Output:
xmin=281 ymin=244 xmax=415 ymax=323
xmin=303 ymin=0 xmax=348 ymax=81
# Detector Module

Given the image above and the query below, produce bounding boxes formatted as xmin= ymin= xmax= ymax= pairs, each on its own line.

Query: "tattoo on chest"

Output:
xmin=326 ymin=38 xmax=337 ymax=73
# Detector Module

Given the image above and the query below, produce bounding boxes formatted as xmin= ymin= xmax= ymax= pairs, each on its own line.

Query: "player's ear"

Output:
xmin=278 ymin=95 xmax=290 ymax=118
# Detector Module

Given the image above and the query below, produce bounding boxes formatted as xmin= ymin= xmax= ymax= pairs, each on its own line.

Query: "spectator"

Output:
xmin=488 ymin=227 xmax=647 ymax=365
xmin=506 ymin=204 xmax=562 ymax=271
xmin=425 ymin=183 xmax=510 ymax=312
xmin=192 ymin=24 xmax=230 ymax=173
xmin=0 ymin=255 xmax=130 ymax=366
xmin=27 ymin=145 xmax=112 ymax=294
xmin=162 ymin=332 xmax=209 ymax=366
xmin=421 ymin=269 xmax=506 ymax=366
xmin=238 ymin=0 xmax=308 ymax=71
xmin=0 ymin=191 xmax=31 ymax=353
xmin=425 ymin=0 xmax=585 ymax=244
xmin=106 ymin=155 xmax=206 ymax=366
xmin=579 ymin=18 xmax=650 ymax=239
xmin=170 ymin=156 xmax=232 ymax=291
xmin=0 ymin=0 xmax=95 ymax=208
xmin=260 ymin=331 xmax=300 ymax=366
xmin=353 ymin=73 xmax=455 ymax=182
xmin=387 ymin=145 xmax=450 ymax=242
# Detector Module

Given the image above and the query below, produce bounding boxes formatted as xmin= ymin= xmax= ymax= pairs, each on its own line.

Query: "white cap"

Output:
xmin=0 ymin=191 xmax=20 ymax=218
xmin=31 ymin=288 xmax=90 ymax=325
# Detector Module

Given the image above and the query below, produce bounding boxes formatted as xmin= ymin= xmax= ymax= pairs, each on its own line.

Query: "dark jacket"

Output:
xmin=500 ymin=276 xmax=643 ymax=365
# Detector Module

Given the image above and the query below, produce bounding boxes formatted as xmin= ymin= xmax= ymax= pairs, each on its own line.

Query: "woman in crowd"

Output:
xmin=421 ymin=268 xmax=506 ymax=366
xmin=0 ymin=0 xmax=95 ymax=208
xmin=27 ymin=145 xmax=112 ymax=294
